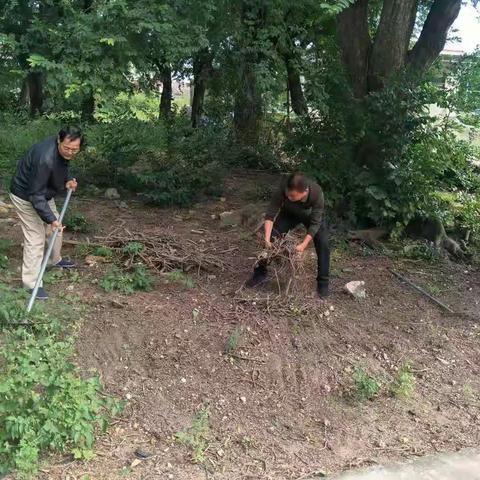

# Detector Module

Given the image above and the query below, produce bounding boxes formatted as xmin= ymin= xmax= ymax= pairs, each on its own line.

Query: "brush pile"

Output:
xmin=94 ymin=228 xmax=227 ymax=273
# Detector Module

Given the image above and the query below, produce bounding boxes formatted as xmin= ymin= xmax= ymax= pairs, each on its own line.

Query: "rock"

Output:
xmin=117 ymin=201 xmax=128 ymax=209
xmin=104 ymin=188 xmax=120 ymax=200
xmin=131 ymin=458 xmax=142 ymax=468
xmin=219 ymin=210 xmax=234 ymax=219
xmin=344 ymin=281 xmax=366 ymax=299
xmin=134 ymin=448 xmax=153 ymax=459
xmin=0 ymin=206 xmax=9 ymax=216
xmin=240 ymin=396 xmax=247 ymax=403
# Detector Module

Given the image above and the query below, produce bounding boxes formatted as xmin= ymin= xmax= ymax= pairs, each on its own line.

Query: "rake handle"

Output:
xmin=26 ymin=189 xmax=73 ymax=313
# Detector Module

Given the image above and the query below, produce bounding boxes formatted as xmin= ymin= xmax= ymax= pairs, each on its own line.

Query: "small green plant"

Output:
xmin=426 ymin=283 xmax=442 ymax=296
xmin=64 ymin=212 xmax=91 ymax=233
xmin=75 ymin=244 xmax=115 ymax=259
xmin=122 ymin=242 xmax=144 ymax=256
xmin=225 ymin=326 xmax=243 ymax=355
xmin=390 ymin=363 xmax=416 ymax=398
xmin=401 ymin=241 xmax=440 ymax=262
xmin=101 ymin=265 xmax=153 ymax=294
xmin=354 ymin=367 xmax=381 ymax=401
xmin=175 ymin=406 xmax=210 ymax=463
xmin=0 ymin=239 xmax=13 ymax=269
xmin=164 ymin=269 xmax=195 ymax=289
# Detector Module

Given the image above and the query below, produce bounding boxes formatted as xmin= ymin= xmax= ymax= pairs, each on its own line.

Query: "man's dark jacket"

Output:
xmin=10 ymin=136 xmax=71 ymax=224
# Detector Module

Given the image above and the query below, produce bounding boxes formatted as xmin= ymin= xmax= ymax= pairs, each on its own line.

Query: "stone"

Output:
xmin=0 ymin=206 xmax=9 ymax=216
xmin=344 ymin=281 xmax=366 ymax=299
xmin=104 ymin=188 xmax=120 ymax=200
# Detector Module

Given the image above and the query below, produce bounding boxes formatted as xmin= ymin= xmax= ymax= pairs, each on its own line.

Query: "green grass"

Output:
xmin=164 ymin=269 xmax=195 ymax=289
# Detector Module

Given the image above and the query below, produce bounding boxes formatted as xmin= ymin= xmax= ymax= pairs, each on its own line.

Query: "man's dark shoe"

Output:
xmin=54 ymin=258 xmax=76 ymax=269
xmin=317 ymin=282 xmax=329 ymax=299
xmin=28 ymin=287 xmax=49 ymax=300
xmin=246 ymin=271 xmax=267 ymax=288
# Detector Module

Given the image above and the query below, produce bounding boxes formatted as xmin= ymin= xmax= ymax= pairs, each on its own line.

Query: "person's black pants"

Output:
xmin=255 ymin=212 xmax=330 ymax=287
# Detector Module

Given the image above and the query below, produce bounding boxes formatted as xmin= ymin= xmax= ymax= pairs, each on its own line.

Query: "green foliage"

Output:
xmin=175 ymin=406 xmax=210 ymax=464
xmin=101 ymin=265 xmax=153 ymax=294
xmin=225 ymin=326 xmax=243 ymax=355
xmin=354 ymin=367 xmax=381 ymax=401
xmin=64 ymin=212 xmax=90 ymax=233
xmin=122 ymin=242 xmax=144 ymax=256
xmin=390 ymin=364 xmax=416 ymax=398
xmin=401 ymin=241 xmax=441 ymax=262
xmin=164 ymin=269 xmax=195 ymax=289
xmin=74 ymin=244 xmax=115 ymax=259
xmin=0 ymin=239 xmax=13 ymax=270
xmin=0 ymin=286 xmax=121 ymax=478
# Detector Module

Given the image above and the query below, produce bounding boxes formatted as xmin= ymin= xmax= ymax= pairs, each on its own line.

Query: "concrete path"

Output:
xmin=329 ymin=449 xmax=480 ymax=480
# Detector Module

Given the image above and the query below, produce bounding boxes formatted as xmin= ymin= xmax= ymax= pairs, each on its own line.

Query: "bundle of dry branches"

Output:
xmin=254 ymin=233 xmax=306 ymax=296
xmin=94 ymin=228 xmax=227 ymax=273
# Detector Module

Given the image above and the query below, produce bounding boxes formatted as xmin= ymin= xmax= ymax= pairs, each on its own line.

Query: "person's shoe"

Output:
xmin=246 ymin=271 xmax=267 ymax=288
xmin=54 ymin=258 xmax=76 ymax=269
xmin=317 ymin=282 xmax=329 ymax=299
xmin=28 ymin=287 xmax=49 ymax=300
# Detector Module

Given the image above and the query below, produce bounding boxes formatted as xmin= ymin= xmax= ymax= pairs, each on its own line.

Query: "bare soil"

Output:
xmin=1 ymin=171 xmax=479 ymax=480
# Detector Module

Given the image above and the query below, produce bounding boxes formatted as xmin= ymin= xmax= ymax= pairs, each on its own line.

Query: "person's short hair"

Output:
xmin=58 ymin=126 xmax=84 ymax=145
xmin=286 ymin=172 xmax=308 ymax=192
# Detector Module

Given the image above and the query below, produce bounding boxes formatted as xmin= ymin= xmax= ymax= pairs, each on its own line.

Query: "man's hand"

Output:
xmin=66 ymin=178 xmax=78 ymax=191
xmin=295 ymin=242 xmax=307 ymax=255
xmin=265 ymin=239 xmax=273 ymax=249
xmin=51 ymin=220 xmax=64 ymax=231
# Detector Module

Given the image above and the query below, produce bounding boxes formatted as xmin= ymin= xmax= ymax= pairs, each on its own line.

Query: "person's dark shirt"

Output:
xmin=265 ymin=176 xmax=325 ymax=237
xmin=10 ymin=136 xmax=71 ymax=224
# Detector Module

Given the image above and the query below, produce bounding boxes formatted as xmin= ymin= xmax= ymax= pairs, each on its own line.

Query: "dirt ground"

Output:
xmin=1 ymin=171 xmax=480 ymax=480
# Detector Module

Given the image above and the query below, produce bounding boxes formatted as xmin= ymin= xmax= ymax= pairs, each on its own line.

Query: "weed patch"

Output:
xmin=225 ymin=326 xmax=243 ymax=355
xmin=164 ymin=269 xmax=195 ymax=289
xmin=175 ymin=406 xmax=210 ymax=463
xmin=390 ymin=364 xmax=416 ymax=398
xmin=101 ymin=265 xmax=153 ymax=294
xmin=354 ymin=367 xmax=381 ymax=401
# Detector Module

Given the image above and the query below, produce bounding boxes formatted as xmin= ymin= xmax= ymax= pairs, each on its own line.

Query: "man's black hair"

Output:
xmin=58 ymin=126 xmax=84 ymax=145
xmin=286 ymin=172 xmax=308 ymax=192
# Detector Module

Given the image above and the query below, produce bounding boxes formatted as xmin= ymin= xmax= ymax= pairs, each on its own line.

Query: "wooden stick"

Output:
xmin=388 ymin=269 xmax=455 ymax=314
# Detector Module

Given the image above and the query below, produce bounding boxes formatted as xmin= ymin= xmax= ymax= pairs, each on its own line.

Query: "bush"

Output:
xmin=63 ymin=212 xmax=91 ymax=233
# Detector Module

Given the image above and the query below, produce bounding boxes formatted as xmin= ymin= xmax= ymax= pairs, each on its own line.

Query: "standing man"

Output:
xmin=246 ymin=172 xmax=330 ymax=298
xmin=9 ymin=126 xmax=83 ymax=300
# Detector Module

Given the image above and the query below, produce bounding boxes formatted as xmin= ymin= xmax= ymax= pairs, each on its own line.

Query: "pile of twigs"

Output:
xmin=94 ymin=228 xmax=227 ymax=273
xmin=255 ymin=234 xmax=306 ymax=296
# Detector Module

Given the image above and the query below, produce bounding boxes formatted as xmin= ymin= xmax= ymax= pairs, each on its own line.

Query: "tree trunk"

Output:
xmin=159 ymin=66 xmax=173 ymax=120
xmin=408 ymin=0 xmax=462 ymax=72
xmin=81 ymin=92 xmax=95 ymax=122
xmin=337 ymin=0 xmax=371 ymax=99
xmin=22 ymin=71 xmax=44 ymax=117
xmin=368 ymin=0 xmax=418 ymax=91
xmin=234 ymin=62 xmax=262 ymax=145
xmin=284 ymin=54 xmax=307 ymax=116
xmin=191 ymin=49 xmax=212 ymax=128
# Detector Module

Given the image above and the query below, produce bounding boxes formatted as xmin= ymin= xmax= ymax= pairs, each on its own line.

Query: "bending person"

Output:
xmin=246 ymin=172 xmax=330 ymax=298
xmin=10 ymin=126 xmax=83 ymax=300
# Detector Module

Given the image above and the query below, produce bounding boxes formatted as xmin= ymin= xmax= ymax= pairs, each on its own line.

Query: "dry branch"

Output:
xmin=94 ymin=228 xmax=227 ymax=273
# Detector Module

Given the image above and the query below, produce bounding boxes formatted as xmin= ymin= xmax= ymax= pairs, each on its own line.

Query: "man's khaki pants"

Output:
xmin=9 ymin=193 xmax=63 ymax=289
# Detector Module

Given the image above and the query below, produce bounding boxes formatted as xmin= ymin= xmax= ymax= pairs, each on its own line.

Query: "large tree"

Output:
xmin=338 ymin=0 xmax=463 ymax=97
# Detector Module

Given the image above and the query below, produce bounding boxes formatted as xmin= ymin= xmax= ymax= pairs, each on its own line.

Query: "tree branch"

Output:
xmin=408 ymin=0 xmax=462 ymax=72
